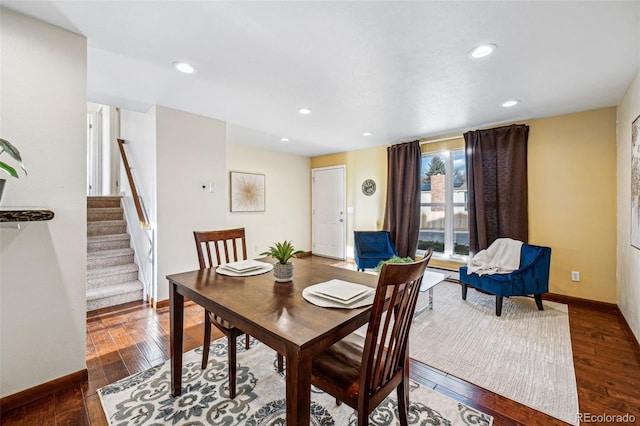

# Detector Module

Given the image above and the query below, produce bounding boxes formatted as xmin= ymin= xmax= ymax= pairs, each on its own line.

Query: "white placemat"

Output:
xmin=216 ymin=261 xmax=274 ymax=277
xmin=303 ymin=280 xmax=375 ymax=309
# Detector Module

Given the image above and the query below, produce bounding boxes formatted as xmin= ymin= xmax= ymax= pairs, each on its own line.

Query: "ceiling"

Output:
xmin=4 ymin=1 xmax=639 ymax=157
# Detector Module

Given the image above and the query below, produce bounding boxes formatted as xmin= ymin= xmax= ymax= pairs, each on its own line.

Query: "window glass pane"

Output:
xmin=420 ymin=149 xmax=468 ymax=258
xmin=453 ymin=205 xmax=469 ymax=256
xmin=418 ymin=205 xmax=445 ymax=253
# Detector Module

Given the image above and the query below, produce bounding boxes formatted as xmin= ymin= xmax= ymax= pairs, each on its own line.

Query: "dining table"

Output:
xmin=167 ymin=257 xmax=380 ymax=426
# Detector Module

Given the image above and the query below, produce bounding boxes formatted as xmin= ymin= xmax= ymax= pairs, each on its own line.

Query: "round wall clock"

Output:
xmin=362 ymin=179 xmax=376 ymax=196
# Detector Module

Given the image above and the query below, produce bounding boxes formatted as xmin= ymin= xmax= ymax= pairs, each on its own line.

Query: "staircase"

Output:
xmin=86 ymin=196 xmax=144 ymax=311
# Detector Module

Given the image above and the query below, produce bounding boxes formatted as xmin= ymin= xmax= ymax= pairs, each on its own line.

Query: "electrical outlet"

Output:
xmin=571 ymin=271 xmax=580 ymax=282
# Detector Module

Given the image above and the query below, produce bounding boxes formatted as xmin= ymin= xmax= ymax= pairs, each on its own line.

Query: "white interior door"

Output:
xmin=87 ymin=104 xmax=103 ymax=196
xmin=312 ymin=166 xmax=346 ymax=259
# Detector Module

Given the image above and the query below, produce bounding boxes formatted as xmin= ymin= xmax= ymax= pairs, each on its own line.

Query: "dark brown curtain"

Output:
xmin=383 ymin=140 xmax=422 ymax=258
xmin=464 ymin=124 xmax=529 ymax=254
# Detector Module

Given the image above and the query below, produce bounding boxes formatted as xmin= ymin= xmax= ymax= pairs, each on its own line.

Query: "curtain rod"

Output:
xmin=419 ymin=135 xmax=463 ymax=145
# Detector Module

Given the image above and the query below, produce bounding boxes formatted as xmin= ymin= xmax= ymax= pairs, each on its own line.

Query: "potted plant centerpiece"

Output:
xmin=260 ymin=240 xmax=304 ymax=282
xmin=0 ymin=138 xmax=28 ymax=203
xmin=375 ymin=255 xmax=414 ymax=272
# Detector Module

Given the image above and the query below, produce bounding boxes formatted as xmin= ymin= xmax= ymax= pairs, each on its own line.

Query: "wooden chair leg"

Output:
xmin=496 ymin=296 xmax=503 ymax=316
xmin=244 ymin=334 xmax=250 ymax=349
xmin=277 ymin=354 xmax=284 ymax=372
xmin=534 ymin=294 xmax=544 ymax=311
xmin=462 ymin=283 xmax=468 ymax=300
xmin=201 ymin=311 xmax=212 ymax=369
xmin=228 ymin=331 xmax=237 ymax=399
xmin=397 ymin=378 xmax=409 ymax=426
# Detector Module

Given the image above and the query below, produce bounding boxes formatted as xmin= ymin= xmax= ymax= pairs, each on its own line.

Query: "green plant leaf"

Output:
xmin=260 ymin=240 xmax=304 ymax=264
xmin=375 ymin=255 xmax=414 ymax=272
xmin=0 ymin=161 xmax=18 ymax=178
xmin=0 ymin=139 xmax=27 ymax=178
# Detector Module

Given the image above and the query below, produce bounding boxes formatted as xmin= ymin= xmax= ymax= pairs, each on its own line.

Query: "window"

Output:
xmin=418 ymin=150 xmax=469 ymax=259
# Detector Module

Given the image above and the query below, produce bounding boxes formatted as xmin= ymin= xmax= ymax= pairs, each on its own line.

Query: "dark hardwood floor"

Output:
xmin=1 ymin=257 xmax=639 ymax=425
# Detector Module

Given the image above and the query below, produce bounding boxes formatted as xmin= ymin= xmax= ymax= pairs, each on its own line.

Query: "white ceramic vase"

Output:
xmin=273 ymin=262 xmax=294 ymax=282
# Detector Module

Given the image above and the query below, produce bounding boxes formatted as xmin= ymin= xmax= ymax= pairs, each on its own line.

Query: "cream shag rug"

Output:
xmin=410 ymin=282 xmax=578 ymax=425
xmin=99 ymin=337 xmax=493 ymax=425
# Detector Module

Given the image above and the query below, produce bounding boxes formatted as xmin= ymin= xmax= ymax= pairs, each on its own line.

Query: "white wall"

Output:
xmin=119 ymin=107 xmax=157 ymax=298
xmin=617 ymin=68 xmax=640 ymax=341
xmin=0 ymin=9 xmax=87 ymax=397
xmin=156 ymin=106 xmax=227 ymax=302
xmin=226 ymin=142 xmax=311 ymax=259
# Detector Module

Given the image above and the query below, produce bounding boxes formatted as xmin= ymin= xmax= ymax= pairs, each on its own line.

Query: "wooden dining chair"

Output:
xmin=194 ymin=227 xmax=283 ymax=399
xmin=311 ymin=250 xmax=432 ymax=426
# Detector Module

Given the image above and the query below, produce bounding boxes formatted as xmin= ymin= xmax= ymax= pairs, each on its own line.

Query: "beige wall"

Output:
xmin=528 ymin=108 xmax=617 ymax=302
xmin=616 ymin=69 xmax=640 ymax=340
xmin=155 ymin=106 xmax=227 ymax=302
xmin=311 ymin=146 xmax=387 ymax=259
xmin=0 ymin=9 xmax=88 ymax=397
xmin=312 ymin=109 xmax=618 ymax=302
xmin=226 ymin=143 xmax=311 ymax=259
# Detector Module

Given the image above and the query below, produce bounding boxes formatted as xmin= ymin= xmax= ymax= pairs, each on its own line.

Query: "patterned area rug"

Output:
xmin=410 ymin=282 xmax=578 ymax=425
xmin=99 ymin=338 xmax=493 ymax=425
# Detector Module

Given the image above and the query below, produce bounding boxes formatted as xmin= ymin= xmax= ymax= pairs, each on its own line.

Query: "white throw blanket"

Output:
xmin=467 ymin=238 xmax=523 ymax=276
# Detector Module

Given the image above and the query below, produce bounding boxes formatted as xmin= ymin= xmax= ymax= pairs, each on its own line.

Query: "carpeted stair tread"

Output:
xmin=87 ymin=280 xmax=144 ymax=301
xmin=86 ymin=196 xmax=142 ymax=310
xmin=87 ymin=263 xmax=140 ymax=289
xmin=88 ymin=233 xmax=131 ymax=251
xmin=87 ymin=262 xmax=139 ymax=279
xmin=88 ymin=207 xmax=124 ymax=222
xmin=87 ymin=248 xmax=135 ymax=269
xmin=86 ymin=281 xmax=144 ymax=311
xmin=87 ymin=196 xmax=122 ymax=209
xmin=88 ymin=220 xmax=127 ymax=236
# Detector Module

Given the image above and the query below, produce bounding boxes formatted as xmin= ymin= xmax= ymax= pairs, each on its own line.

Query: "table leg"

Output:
xmin=170 ymin=281 xmax=184 ymax=397
xmin=429 ymin=287 xmax=434 ymax=309
xmin=285 ymin=348 xmax=312 ymax=426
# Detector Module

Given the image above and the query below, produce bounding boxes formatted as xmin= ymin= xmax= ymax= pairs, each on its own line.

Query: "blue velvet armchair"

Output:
xmin=459 ymin=243 xmax=551 ymax=316
xmin=353 ymin=231 xmax=398 ymax=271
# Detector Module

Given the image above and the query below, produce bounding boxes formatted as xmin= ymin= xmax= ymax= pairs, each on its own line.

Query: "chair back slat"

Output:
xmin=361 ymin=250 xmax=432 ymax=394
xmin=194 ymin=228 xmax=248 ymax=268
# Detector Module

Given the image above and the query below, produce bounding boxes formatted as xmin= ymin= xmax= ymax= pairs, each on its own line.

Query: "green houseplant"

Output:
xmin=260 ymin=240 xmax=304 ymax=282
xmin=0 ymin=138 xmax=27 ymax=202
xmin=375 ymin=255 xmax=414 ymax=272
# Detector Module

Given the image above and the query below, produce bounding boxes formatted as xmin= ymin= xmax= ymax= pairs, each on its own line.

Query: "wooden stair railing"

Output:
xmin=117 ymin=138 xmax=151 ymax=230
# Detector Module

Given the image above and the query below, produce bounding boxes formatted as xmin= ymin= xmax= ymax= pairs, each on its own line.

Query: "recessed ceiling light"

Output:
xmin=501 ymin=100 xmax=520 ymax=108
xmin=469 ymin=44 xmax=497 ymax=59
xmin=298 ymin=108 xmax=312 ymax=114
xmin=280 ymin=138 xmax=289 ymax=142
xmin=363 ymin=132 xmax=373 ymax=136
xmin=173 ymin=62 xmax=195 ymax=74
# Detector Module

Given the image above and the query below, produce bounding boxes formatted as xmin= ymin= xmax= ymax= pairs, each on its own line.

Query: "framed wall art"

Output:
xmin=632 ymin=114 xmax=640 ymax=249
xmin=230 ymin=171 xmax=265 ymax=212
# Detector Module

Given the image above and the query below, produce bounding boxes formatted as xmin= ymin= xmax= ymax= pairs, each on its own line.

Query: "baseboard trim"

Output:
xmin=615 ymin=306 xmax=640 ymax=353
xmin=542 ymin=293 xmax=618 ymax=310
xmin=542 ymin=293 xmax=639 ymax=353
xmin=0 ymin=369 xmax=88 ymax=413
